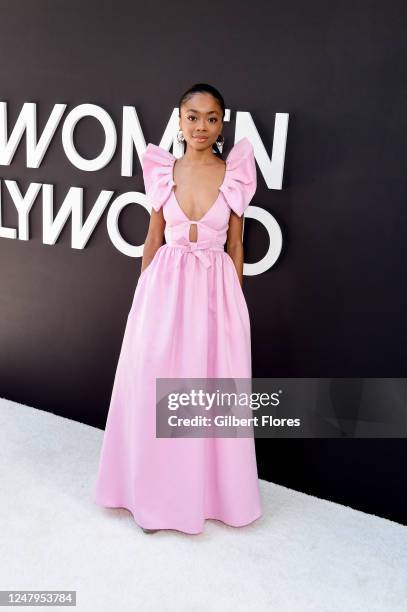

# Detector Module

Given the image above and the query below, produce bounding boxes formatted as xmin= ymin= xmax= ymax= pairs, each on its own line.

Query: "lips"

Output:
xmin=194 ymin=136 xmax=208 ymax=140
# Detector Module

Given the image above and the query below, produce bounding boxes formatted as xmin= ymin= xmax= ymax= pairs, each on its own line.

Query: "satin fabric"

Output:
xmin=93 ymin=137 xmax=263 ymax=534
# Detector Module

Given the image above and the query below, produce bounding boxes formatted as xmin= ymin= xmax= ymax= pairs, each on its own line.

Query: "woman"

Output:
xmin=93 ymin=83 xmax=263 ymax=534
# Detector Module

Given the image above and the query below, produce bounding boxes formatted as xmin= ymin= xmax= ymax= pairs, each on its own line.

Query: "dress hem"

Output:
xmin=94 ymin=497 xmax=263 ymax=535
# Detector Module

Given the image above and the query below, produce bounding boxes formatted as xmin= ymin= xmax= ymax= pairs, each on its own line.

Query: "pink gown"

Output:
xmin=93 ymin=136 xmax=263 ymax=534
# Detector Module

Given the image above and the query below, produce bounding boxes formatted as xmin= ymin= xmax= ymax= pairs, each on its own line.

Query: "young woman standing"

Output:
xmin=94 ymin=83 xmax=262 ymax=534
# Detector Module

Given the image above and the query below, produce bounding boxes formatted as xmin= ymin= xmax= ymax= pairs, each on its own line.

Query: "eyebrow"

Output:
xmin=184 ymin=108 xmax=219 ymax=114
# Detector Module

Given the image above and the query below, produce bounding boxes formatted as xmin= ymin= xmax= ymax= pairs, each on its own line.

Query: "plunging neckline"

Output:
xmin=171 ymin=156 xmax=228 ymax=223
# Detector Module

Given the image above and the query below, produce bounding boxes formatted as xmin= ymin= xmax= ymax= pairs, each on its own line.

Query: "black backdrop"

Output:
xmin=0 ymin=0 xmax=406 ymax=524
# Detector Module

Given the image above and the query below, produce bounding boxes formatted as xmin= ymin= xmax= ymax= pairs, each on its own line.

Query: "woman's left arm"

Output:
xmin=226 ymin=212 xmax=245 ymax=287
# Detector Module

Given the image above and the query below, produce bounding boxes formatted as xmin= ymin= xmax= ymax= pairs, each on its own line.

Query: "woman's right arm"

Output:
xmin=140 ymin=208 xmax=165 ymax=274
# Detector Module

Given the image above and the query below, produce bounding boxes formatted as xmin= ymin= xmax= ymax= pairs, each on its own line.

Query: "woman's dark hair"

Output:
xmin=178 ymin=83 xmax=225 ymax=158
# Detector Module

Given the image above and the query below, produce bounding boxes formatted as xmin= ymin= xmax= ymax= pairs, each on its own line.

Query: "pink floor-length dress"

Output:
xmin=93 ymin=136 xmax=263 ymax=534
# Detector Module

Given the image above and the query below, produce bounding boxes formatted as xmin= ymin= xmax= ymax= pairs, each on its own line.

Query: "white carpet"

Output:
xmin=0 ymin=396 xmax=406 ymax=612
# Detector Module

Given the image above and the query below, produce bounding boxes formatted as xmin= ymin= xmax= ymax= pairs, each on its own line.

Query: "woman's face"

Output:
xmin=179 ymin=92 xmax=223 ymax=151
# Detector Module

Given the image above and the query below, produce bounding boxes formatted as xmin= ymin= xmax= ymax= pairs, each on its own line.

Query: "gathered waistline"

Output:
xmin=165 ymin=243 xmax=225 ymax=269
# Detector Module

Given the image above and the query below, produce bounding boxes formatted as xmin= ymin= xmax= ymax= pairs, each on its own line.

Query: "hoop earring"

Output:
xmin=176 ymin=130 xmax=185 ymax=143
xmin=215 ymin=134 xmax=225 ymax=154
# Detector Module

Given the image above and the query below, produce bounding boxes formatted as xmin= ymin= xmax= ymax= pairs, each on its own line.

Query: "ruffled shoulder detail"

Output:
xmin=219 ymin=137 xmax=257 ymax=217
xmin=141 ymin=143 xmax=176 ymax=212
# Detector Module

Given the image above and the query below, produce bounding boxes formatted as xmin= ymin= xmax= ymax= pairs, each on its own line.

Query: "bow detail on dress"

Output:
xmin=169 ymin=240 xmax=224 ymax=269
